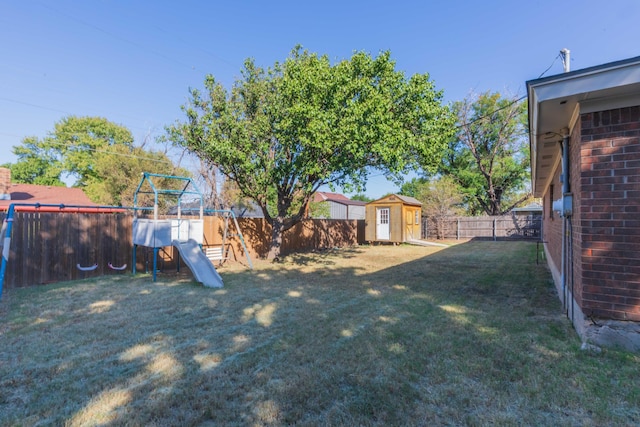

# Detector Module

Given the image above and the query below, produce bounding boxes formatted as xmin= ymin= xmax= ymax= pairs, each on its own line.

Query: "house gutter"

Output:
xmin=0 ymin=203 xmax=133 ymax=299
xmin=560 ymin=52 xmax=572 ymax=317
xmin=559 ymin=133 xmax=572 ymax=318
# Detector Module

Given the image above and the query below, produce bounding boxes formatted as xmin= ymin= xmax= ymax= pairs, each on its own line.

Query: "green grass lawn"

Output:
xmin=0 ymin=241 xmax=638 ymax=426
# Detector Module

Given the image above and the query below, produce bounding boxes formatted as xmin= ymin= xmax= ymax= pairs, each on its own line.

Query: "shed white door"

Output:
xmin=376 ymin=207 xmax=390 ymax=240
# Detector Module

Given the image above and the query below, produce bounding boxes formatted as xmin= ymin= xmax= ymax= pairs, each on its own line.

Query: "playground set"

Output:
xmin=0 ymin=173 xmax=252 ymax=298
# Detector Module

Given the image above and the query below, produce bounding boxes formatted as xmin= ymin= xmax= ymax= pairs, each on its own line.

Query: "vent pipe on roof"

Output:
xmin=560 ymin=48 xmax=571 ymax=73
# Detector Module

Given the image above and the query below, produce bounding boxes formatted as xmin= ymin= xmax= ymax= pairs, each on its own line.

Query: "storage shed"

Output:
xmin=312 ymin=192 xmax=366 ymax=219
xmin=365 ymin=194 xmax=422 ymax=243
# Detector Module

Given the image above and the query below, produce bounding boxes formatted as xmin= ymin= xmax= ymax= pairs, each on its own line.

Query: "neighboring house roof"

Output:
xmin=527 ymin=55 xmax=640 ymax=197
xmin=0 ymin=183 xmax=98 ymax=212
xmin=511 ymin=202 xmax=543 ymax=213
xmin=313 ymin=191 xmax=366 ymax=206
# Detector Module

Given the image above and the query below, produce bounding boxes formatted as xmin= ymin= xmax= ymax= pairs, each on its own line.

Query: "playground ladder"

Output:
xmin=215 ymin=210 xmax=253 ymax=270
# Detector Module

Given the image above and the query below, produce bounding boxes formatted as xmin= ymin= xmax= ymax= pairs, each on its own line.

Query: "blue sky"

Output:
xmin=2 ymin=0 xmax=640 ymax=199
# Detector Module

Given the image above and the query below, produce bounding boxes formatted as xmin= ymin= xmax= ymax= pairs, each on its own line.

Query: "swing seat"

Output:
xmin=205 ymin=246 xmax=226 ymax=262
xmin=77 ymin=263 xmax=98 ymax=272
xmin=108 ymin=262 xmax=127 ymax=271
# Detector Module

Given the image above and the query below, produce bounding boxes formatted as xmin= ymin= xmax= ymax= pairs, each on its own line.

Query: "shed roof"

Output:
xmin=395 ymin=194 xmax=422 ymax=206
xmin=368 ymin=194 xmax=422 ymax=206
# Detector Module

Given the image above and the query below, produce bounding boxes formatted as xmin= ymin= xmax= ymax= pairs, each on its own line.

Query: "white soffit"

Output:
xmin=528 ymin=56 xmax=640 ymax=197
xmin=581 ymin=93 xmax=640 ymax=115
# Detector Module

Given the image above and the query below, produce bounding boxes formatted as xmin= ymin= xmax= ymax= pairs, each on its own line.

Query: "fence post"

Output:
xmin=456 ymin=218 xmax=460 ymax=240
xmin=493 ymin=218 xmax=497 ymax=241
xmin=424 ymin=217 xmax=428 ymax=240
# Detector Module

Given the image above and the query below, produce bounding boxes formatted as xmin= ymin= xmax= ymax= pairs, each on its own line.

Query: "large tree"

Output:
xmin=7 ymin=116 xmax=186 ymax=206
xmin=168 ymin=47 xmax=454 ymax=258
xmin=441 ymin=92 xmax=530 ymax=216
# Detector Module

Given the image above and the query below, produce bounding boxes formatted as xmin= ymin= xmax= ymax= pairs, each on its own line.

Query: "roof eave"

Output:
xmin=527 ymin=55 xmax=640 ymax=197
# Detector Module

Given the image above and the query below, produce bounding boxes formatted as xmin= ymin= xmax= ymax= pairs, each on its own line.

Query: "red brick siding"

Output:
xmin=543 ymin=166 xmax=563 ymax=274
xmin=580 ymin=106 xmax=640 ymax=321
xmin=570 ymin=123 xmax=583 ymax=308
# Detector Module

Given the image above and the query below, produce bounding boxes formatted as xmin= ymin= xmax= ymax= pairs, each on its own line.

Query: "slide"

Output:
xmin=172 ymin=239 xmax=224 ymax=288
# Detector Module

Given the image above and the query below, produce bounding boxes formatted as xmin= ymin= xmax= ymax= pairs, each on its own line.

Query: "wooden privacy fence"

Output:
xmin=223 ymin=217 xmax=366 ymax=260
xmin=422 ymin=215 xmax=542 ymax=241
xmin=0 ymin=212 xmax=132 ymax=288
xmin=0 ymin=212 xmax=365 ymax=289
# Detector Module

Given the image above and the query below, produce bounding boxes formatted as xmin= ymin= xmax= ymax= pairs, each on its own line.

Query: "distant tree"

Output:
xmin=399 ymin=177 xmax=428 ymax=199
xmin=441 ymin=92 xmax=530 ymax=215
xmin=350 ymin=193 xmax=373 ymax=203
xmin=7 ymin=116 xmax=187 ymax=205
xmin=85 ymin=145 xmax=189 ymax=206
xmin=220 ymin=179 xmax=255 ymax=213
xmin=194 ymin=157 xmax=223 ymax=210
xmin=55 ymin=116 xmax=136 ymax=187
xmin=6 ymin=136 xmax=65 ymax=186
xmin=419 ymin=176 xmax=464 ymax=239
xmin=167 ymin=47 xmax=454 ymax=258
xmin=308 ymin=200 xmax=331 ymax=218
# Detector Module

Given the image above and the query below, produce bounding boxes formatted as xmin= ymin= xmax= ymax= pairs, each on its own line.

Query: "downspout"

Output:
xmin=560 ymin=132 xmax=571 ymax=317
xmin=557 ymin=50 xmax=574 ymax=322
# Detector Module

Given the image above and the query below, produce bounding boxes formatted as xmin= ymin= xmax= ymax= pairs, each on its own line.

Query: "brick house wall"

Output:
xmin=542 ymin=165 xmax=563 ymax=278
xmin=579 ymin=106 xmax=640 ymax=321
xmin=528 ymin=56 xmax=640 ymax=350
xmin=569 ymin=121 xmax=583 ymax=312
xmin=541 ymin=106 xmax=640 ymax=322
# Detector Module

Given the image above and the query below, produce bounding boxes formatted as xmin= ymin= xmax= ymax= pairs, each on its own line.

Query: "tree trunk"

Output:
xmin=436 ymin=217 xmax=444 ymax=240
xmin=268 ymin=217 xmax=285 ymax=259
xmin=489 ymin=186 xmax=502 ymax=216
